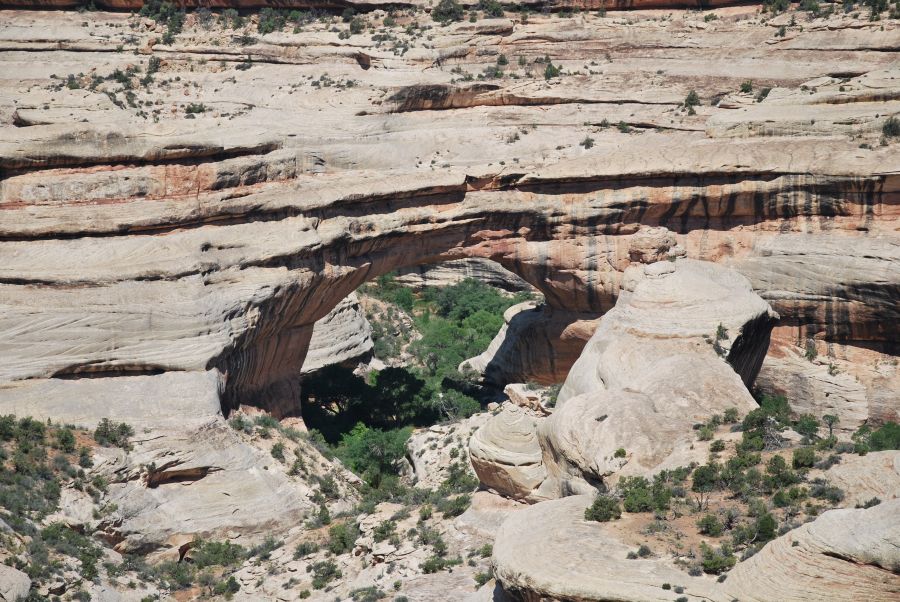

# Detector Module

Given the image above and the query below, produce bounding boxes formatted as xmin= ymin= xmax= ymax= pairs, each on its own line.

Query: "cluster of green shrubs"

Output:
xmin=93 ymin=418 xmax=135 ymax=449
xmin=0 ymin=416 xmax=109 ymax=592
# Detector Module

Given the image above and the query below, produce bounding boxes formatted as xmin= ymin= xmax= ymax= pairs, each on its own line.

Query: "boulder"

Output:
xmin=0 ymin=565 xmax=30 ymax=602
xmin=539 ymin=260 xmax=777 ymax=496
xmin=469 ymin=404 xmax=548 ymax=502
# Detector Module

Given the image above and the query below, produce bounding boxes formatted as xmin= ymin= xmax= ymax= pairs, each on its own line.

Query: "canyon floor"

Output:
xmin=1 ymin=2 xmax=899 ymax=601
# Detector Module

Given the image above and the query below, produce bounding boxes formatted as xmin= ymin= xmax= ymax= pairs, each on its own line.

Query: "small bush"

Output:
xmin=294 ymin=540 xmax=319 ymax=559
xmin=308 ymin=560 xmax=341 ymax=589
xmin=584 ymin=495 xmax=621 ymax=522
xmin=327 ymin=521 xmax=359 ymax=555
xmin=432 ymin=0 xmax=464 ymax=23
xmin=792 ymin=447 xmax=816 ymax=469
xmin=740 ymin=80 xmax=753 ymax=94
xmin=544 ymin=61 xmax=561 ymax=80
xmin=436 ymin=494 xmax=470 ymax=518
xmin=614 ymin=448 xmax=626 ymax=458
xmin=697 ymin=513 xmax=724 ymax=536
xmin=271 ymin=442 xmax=285 ymax=462
xmin=883 ymin=116 xmax=900 ymax=138
xmin=700 ymin=542 xmax=736 ymax=574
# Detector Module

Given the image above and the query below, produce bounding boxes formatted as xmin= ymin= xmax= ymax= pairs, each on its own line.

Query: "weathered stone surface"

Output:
xmin=96 ymin=419 xmax=311 ymax=552
xmin=0 ymin=11 xmax=898 ymax=596
xmin=724 ymin=500 xmax=900 ymax=602
xmin=301 ymin=292 xmax=373 ymax=375
xmin=0 ymin=565 xmax=30 ymax=602
xmin=493 ymin=495 xmax=900 ymax=602
xmin=493 ymin=494 xmax=723 ymax=602
xmin=406 ymin=411 xmax=489 ymax=490
xmin=821 ymin=451 xmax=900 ymax=506
xmin=1 ymin=9 xmax=897 ymax=423
xmin=463 ymin=303 xmax=603 ymax=386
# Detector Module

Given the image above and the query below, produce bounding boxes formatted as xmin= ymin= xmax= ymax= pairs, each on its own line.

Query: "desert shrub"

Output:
xmin=54 ymin=427 xmax=77 ymax=453
xmin=373 ymin=520 xmax=397 ymax=543
xmin=700 ymin=542 xmax=736 ymax=574
xmin=614 ymin=448 xmax=626 ymax=458
xmin=794 ymin=414 xmax=820 ymax=440
xmin=432 ymin=0 xmax=464 ymax=23
xmin=294 ymin=541 xmax=319 ymax=559
xmin=351 ymin=587 xmax=386 ymax=602
xmin=479 ymin=0 xmax=504 ymax=17
xmin=436 ymin=494 xmax=471 ymax=517
xmin=585 ymin=495 xmax=621 ymax=522
xmin=327 ymin=521 xmax=360 ymax=555
xmin=619 ymin=476 xmax=671 ymax=513
xmin=884 ymin=117 xmax=900 ymax=138
xmin=697 ymin=514 xmax=724 ymax=536
xmin=867 ymin=421 xmax=900 ymax=450
xmin=191 ymin=540 xmax=247 ymax=568
xmin=271 ymin=442 xmax=285 ymax=461
xmin=335 ymin=424 xmax=411 ymax=488
xmin=809 ymin=479 xmax=845 ymax=504
xmin=755 ymin=512 xmax=777 ymax=542
xmin=93 ymin=418 xmax=134 ymax=449
xmin=258 ymin=7 xmax=286 ymax=34
xmin=308 ymin=560 xmax=341 ymax=589
xmin=213 ymin=575 xmax=240 ymax=598
xmin=544 ymin=61 xmax=561 ymax=80
xmin=792 ymin=447 xmax=816 ymax=469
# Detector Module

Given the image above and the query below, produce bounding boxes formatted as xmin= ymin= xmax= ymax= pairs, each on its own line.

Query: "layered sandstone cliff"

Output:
xmin=1 ymin=4 xmax=898 ymax=571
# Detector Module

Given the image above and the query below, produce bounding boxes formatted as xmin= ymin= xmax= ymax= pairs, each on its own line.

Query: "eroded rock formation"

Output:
xmin=472 ymin=259 xmax=777 ymax=500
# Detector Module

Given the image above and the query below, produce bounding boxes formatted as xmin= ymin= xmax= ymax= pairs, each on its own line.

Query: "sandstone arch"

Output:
xmin=1 ymin=142 xmax=897 ymax=423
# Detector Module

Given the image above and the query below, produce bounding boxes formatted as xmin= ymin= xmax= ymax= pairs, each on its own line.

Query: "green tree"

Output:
xmin=822 ymin=414 xmax=839 ymax=437
xmin=432 ymin=0 xmax=464 ymax=23
xmin=335 ymin=424 xmax=411 ymax=487
xmin=584 ymin=495 xmax=621 ymax=522
xmin=794 ymin=414 xmax=820 ymax=440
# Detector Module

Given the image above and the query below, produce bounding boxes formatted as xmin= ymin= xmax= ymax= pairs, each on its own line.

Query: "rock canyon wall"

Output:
xmin=0 ymin=5 xmax=898 ymax=581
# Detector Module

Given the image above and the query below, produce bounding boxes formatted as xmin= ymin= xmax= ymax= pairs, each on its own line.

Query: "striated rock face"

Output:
xmin=724 ymin=500 xmax=900 ymax=602
xmin=493 ymin=494 xmax=900 ymax=602
xmin=468 ymin=259 xmax=777 ymax=500
xmin=0 ymin=8 xmax=898 ymax=572
xmin=822 ymin=450 xmax=900 ymax=506
xmin=493 ymin=494 xmax=724 ymax=602
xmin=469 ymin=404 xmax=548 ymax=502
xmin=394 ymin=258 xmax=534 ymax=292
xmin=462 ymin=303 xmax=602 ymax=386
xmin=301 ymin=292 xmax=373 ymax=375
xmin=405 ymin=411 xmax=489 ymax=490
